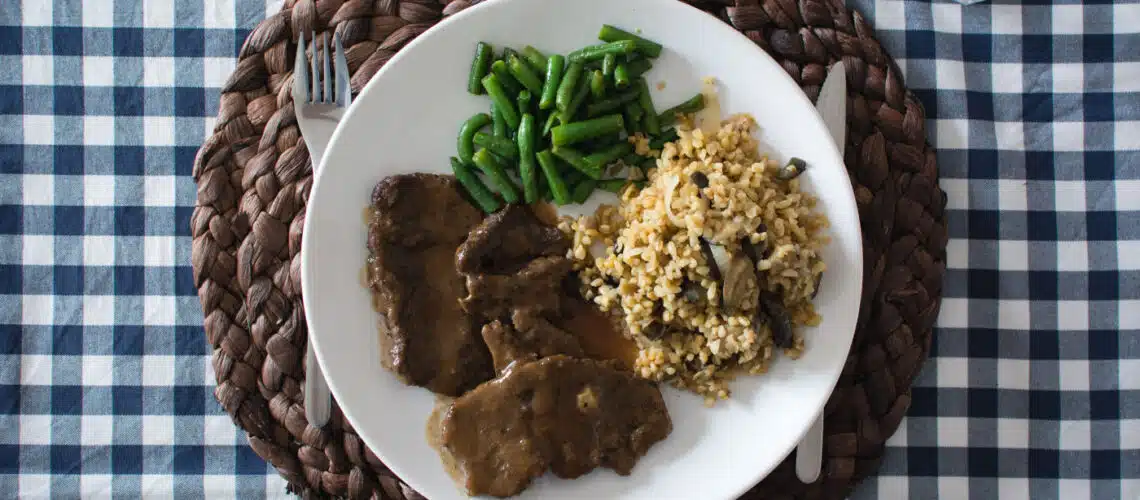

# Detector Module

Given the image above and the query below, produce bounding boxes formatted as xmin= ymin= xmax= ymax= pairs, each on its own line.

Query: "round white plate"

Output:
xmin=301 ymin=0 xmax=863 ymax=498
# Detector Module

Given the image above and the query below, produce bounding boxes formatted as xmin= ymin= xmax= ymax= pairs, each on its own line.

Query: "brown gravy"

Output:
xmin=562 ymin=300 xmax=639 ymax=370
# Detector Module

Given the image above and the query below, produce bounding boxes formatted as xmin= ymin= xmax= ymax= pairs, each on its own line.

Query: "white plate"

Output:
xmin=301 ymin=0 xmax=863 ymax=498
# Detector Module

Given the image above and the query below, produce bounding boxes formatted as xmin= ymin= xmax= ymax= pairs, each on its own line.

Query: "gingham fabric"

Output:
xmin=0 ymin=1 xmax=1136 ymax=499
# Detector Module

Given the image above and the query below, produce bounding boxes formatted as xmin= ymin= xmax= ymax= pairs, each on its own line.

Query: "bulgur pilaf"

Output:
xmin=561 ymin=113 xmax=830 ymax=404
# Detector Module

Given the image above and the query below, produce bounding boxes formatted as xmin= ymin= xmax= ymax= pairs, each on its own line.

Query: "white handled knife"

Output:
xmin=794 ymin=60 xmax=846 ymax=484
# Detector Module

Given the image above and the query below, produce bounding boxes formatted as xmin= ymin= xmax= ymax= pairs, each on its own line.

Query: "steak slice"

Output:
xmin=367 ymin=173 xmax=493 ymax=396
xmin=460 ymin=256 xmax=571 ymax=319
xmin=435 ymin=355 xmax=672 ymax=497
xmin=481 ymin=310 xmax=585 ymax=373
xmin=456 ymin=204 xmax=570 ymax=275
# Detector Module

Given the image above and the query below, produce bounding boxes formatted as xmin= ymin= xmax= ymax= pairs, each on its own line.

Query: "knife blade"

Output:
xmin=794 ymin=60 xmax=846 ymax=485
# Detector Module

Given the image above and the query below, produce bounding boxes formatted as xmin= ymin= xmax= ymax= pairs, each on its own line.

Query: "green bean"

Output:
xmin=657 ymin=94 xmax=706 ymax=126
xmin=517 ymin=114 xmax=539 ymax=203
xmin=542 ymin=112 xmax=560 ymax=137
xmin=649 ymin=128 xmax=680 ymax=150
xmin=552 ymin=145 xmax=603 ymax=179
xmin=602 ymin=53 xmax=617 ymax=78
xmin=508 ymin=55 xmax=544 ymax=95
xmin=568 ymin=40 xmax=637 ymax=63
xmin=560 ymin=75 xmax=592 ymax=123
xmin=621 ymin=153 xmax=644 ymax=166
xmin=468 ymin=42 xmax=493 ymax=95
xmin=598 ymin=178 xmax=629 ymax=194
xmin=517 ymin=89 xmax=533 ymax=115
xmin=585 ymin=90 xmax=642 ymax=117
xmin=457 ymin=113 xmax=492 ymax=165
xmin=490 ymin=60 xmax=522 ymax=95
xmin=473 ymin=132 xmax=518 ymax=160
xmin=585 ymin=142 xmax=633 ymax=170
xmin=625 ymin=58 xmax=652 ymax=78
xmin=536 ymin=150 xmax=570 ymax=205
xmin=635 ymin=78 xmax=660 ymax=135
xmin=552 ymin=114 xmax=624 ymax=147
xmin=522 ymin=46 xmax=548 ymax=73
xmin=482 ymin=74 xmax=521 ymax=129
xmin=501 ymin=47 xmax=520 ymax=62
xmin=589 ymin=70 xmax=606 ymax=100
xmin=539 ymin=54 xmax=564 ymax=110
xmin=556 ymin=61 xmax=585 ymax=112
xmin=571 ymin=179 xmax=598 ymax=203
xmin=597 ymin=25 xmax=663 ymax=58
xmin=491 ymin=103 xmax=507 ymax=138
xmin=450 ymin=157 xmax=501 ymax=213
xmin=613 ymin=63 xmax=631 ymax=89
xmin=623 ymin=101 xmax=642 ymax=135
xmin=472 ymin=149 xmax=519 ymax=203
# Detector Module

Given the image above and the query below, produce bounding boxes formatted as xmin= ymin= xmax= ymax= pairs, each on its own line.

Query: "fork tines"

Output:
xmin=292 ymin=31 xmax=352 ymax=107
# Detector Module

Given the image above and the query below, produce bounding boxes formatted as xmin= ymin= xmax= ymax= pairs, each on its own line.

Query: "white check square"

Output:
xmin=998 ymin=479 xmax=1030 ymax=500
xmin=1051 ymin=5 xmax=1084 ymax=35
xmin=997 ymin=359 xmax=1030 ymax=390
xmin=204 ymin=415 xmax=238 ymax=446
xmin=1122 ymin=419 xmax=1140 ymax=448
xmin=20 ymin=354 xmax=52 ymax=385
xmin=142 ymin=355 xmax=176 ymax=386
xmin=143 ymin=116 xmax=175 ymax=147
xmin=1051 ymin=63 xmax=1084 ymax=94
xmin=935 ymin=59 xmax=965 ymax=91
xmin=1052 ymin=122 xmax=1085 ymax=152
xmin=998 ymin=240 xmax=1029 ymax=271
xmin=873 ymin=0 xmax=906 ymax=31
xmin=141 ymin=415 xmax=175 ymax=446
xmin=143 ymin=57 xmax=175 ymax=88
xmin=82 ymin=0 xmax=114 ymax=27
xmin=997 ymin=179 xmax=1028 ymax=211
xmin=83 ymin=235 xmax=115 ymax=267
xmin=83 ymin=295 xmax=115 ymax=326
xmin=997 ymin=418 xmax=1029 ymax=448
xmin=990 ymin=63 xmax=1023 ymax=94
xmin=23 ymin=115 xmax=54 ymax=146
xmin=1120 ymin=240 xmax=1140 ymax=270
xmin=1058 ymin=360 xmax=1090 ymax=391
xmin=937 ymin=417 xmax=969 ymax=447
xmin=1057 ymin=300 xmax=1090 ymax=330
xmin=204 ymin=57 xmax=237 ymax=89
xmin=141 ymin=474 xmax=174 ymax=498
xmin=946 ymin=238 xmax=967 ymax=270
xmin=144 ymin=235 xmax=176 ymax=267
xmin=84 ymin=175 xmax=116 ymax=207
xmin=1120 ymin=359 xmax=1139 ymax=390
xmin=1116 ymin=180 xmax=1140 ymax=211
xmin=1115 ymin=121 xmax=1140 ymax=150
xmin=1058 ymin=479 xmax=1090 ymax=499
xmin=84 ymin=116 xmax=116 ymax=146
xmin=142 ymin=0 xmax=175 ymax=28
xmin=144 ymin=296 xmax=176 ymax=326
xmin=932 ymin=3 xmax=962 ymax=34
xmin=80 ymin=474 xmax=113 ymax=499
xmin=997 ymin=300 xmax=1030 ymax=330
xmin=939 ymin=178 xmax=969 ymax=211
xmin=1117 ymin=62 xmax=1140 ymax=92
xmin=83 ymin=57 xmax=115 ymax=87
xmin=936 ymin=298 xmax=968 ymax=329
xmin=936 ymin=357 xmax=969 ymax=388
xmin=934 ymin=119 xmax=970 ymax=150
xmin=22 ymin=0 xmax=52 ymax=26
xmin=204 ymin=0 xmax=237 ymax=28
xmin=81 ymin=415 xmax=114 ymax=446
xmin=19 ymin=414 xmax=51 ymax=445
xmin=82 ymin=355 xmax=114 ymax=386
xmin=144 ymin=175 xmax=176 ymax=207
xmin=994 ymin=121 xmax=1025 ymax=151
xmin=22 ymin=174 xmax=53 ymax=206
xmin=1053 ymin=181 xmax=1087 ymax=212
xmin=1056 ymin=241 xmax=1089 ymax=272
xmin=990 ymin=5 xmax=1023 ymax=35
xmin=22 ymin=234 xmax=53 ymax=266
xmin=1058 ymin=419 xmax=1091 ymax=449
xmin=22 ymin=55 xmax=53 ymax=86
xmin=22 ymin=294 xmax=53 ymax=325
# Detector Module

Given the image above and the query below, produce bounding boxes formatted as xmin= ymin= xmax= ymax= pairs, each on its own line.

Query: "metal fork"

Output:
xmin=294 ymin=31 xmax=351 ymax=429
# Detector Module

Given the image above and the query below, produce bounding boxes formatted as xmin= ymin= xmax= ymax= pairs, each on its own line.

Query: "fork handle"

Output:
xmin=304 ymin=341 xmax=332 ymax=428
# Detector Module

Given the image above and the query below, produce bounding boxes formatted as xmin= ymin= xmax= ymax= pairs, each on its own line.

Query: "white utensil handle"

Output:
xmin=305 ymin=342 xmax=332 ymax=428
xmin=795 ymin=414 xmax=824 ymax=483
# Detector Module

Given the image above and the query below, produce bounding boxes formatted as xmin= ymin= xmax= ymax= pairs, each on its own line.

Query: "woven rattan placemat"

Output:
xmin=191 ymin=0 xmax=948 ymax=497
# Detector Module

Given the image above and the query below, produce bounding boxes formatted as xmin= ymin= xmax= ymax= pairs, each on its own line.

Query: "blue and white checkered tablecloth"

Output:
xmin=0 ymin=0 xmax=1136 ymax=498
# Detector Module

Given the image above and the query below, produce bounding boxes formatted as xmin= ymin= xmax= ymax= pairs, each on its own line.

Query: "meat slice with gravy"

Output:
xmin=434 ymin=355 xmax=672 ymax=498
xmin=367 ymin=174 xmax=493 ymax=396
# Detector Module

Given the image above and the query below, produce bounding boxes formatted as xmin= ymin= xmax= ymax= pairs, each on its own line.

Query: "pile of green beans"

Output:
xmin=453 ymin=25 xmax=707 ymax=212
